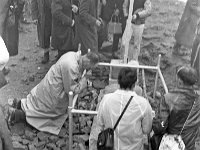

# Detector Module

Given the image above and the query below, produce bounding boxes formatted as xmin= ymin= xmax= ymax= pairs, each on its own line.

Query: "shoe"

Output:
xmin=2 ymin=104 xmax=15 ymax=126
xmin=8 ymin=98 xmax=20 ymax=109
xmin=2 ymin=67 xmax=10 ymax=75
xmin=41 ymin=52 xmax=49 ymax=64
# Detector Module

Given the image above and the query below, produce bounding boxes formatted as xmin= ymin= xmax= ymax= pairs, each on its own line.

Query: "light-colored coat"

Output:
xmin=21 ymin=51 xmax=83 ymax=135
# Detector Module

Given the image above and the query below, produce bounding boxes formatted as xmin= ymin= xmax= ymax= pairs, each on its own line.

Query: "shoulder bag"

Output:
xmin=97 ymin=96 xmax=133 ymax=150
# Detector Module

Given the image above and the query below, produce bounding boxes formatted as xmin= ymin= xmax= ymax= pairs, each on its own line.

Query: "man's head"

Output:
xmin=118 ymin=67 xmax=137 ymax=90
xmin=82 ymin=52 xmax=99 ymax=70
xmin=177 ymin=66 xmax=198 ymax=86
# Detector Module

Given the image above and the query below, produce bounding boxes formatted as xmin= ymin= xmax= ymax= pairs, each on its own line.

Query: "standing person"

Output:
xmin=122 ymin=0 xmax=151 ymax=62
xmin=90 ymin=67 xmax=152 ymax=150
xmin=173 ymin=0 xmax=200 ymax=56
xmin=51 ymin=0 xmax=78 ymax=59
xmin=6 ymin=51 xmax=99 ymax=135
xmin=31 ymin=0 xmax=52 ymax=64
xmin=111 ymin=0 xmax=126 ymax=58
xmin=152 ymin=66 xmax=200 ymax=150
xmin=97 ymin=0 xmax=115 ymax=50
xmin=75 ymin=0 xmax=101 ymax=55
xmin=1 ymin=0 xmax=24 ymax=75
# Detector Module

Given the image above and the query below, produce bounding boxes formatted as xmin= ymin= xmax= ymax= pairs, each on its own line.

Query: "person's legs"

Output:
xmin=41 ymin=1 xmax=52 ymax=64
xmin=112 ymin=34 xmax=121 ymax=58
xmin=129 ymin=24 xmax=145 ymax=61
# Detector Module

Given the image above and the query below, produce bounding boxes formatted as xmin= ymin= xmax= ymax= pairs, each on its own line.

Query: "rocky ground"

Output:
xmin=1 ymin=0 xmax=200 ymax=149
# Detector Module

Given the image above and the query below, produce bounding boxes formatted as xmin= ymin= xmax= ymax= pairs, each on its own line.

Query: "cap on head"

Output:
xmin=177 ymin=66 xmax=198 ymax=86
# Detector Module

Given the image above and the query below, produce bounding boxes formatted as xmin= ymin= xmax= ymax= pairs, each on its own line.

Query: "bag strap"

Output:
xmin=180 ymin=92 xmax=197 ymax=135
xmin=113 ymin=96 xmax=133 ymax=130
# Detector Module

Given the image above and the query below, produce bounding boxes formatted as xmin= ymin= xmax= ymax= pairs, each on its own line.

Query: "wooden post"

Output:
xmin=153 ymin=55 xmax=161 ymax=99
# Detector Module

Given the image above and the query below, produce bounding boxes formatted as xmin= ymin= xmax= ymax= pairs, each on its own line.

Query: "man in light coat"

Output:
xmin=6 ymin=51 xmax=99 ymax=135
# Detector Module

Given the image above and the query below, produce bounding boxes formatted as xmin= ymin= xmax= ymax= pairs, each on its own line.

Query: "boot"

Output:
xmin=41 ymin=52 xmax=49 ymax=64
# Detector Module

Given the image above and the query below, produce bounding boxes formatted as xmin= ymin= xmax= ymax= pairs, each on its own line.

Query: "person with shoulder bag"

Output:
xmin=90 ymin=67 xmax=153 ymax=150
xmin=152 ymin=66 xmax=200 ymax=150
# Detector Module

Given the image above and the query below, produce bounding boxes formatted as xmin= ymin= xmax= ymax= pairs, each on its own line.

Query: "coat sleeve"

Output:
xmin=31 ymin=0 xmax=39 ymax=20
xmin=152 ymin=95 xmax=170 ymax=135
xmin=51 ymin=0 xmax=73 ymax=26
xmin=189 ymin=0 xmax=200 ymax=17
xmin=79 ymin=0 xmax=97 ymax=26
xmin=137 ymin=0 xmax=151 ymax=19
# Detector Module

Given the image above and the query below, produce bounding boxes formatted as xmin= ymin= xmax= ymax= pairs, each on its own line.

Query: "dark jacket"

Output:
xmin=31 ymin=0 xmax=52 ymax=48
xmin=75 ymin=0 xmax=98 ymax=54
xmin=153 ymin=88 xmax=200 ymax=150
xmin=51 ymin=0 xmax=75 ymax=51
xmin=2 ymin=0 xmax=23 ymax=56
xmin=123 ymin=0 xmax=151 ymax=25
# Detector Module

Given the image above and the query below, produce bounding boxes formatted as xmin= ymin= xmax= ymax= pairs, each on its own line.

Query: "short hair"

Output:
xmin=86 ymin=52 xmax=99 ymax=64
xmin=177 ymin=66 xmax=198 ymax=86
xmin=118 ymin=67 xmax=137 ymax=89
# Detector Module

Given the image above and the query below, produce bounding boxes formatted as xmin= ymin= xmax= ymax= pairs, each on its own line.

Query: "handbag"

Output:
xmin=108 ymin=14 xmax=122 ymax=34
xmin=158 ymin=98 xmax=196 ymax=150
xmin=97 ymin=96 xmax=133 ymax=150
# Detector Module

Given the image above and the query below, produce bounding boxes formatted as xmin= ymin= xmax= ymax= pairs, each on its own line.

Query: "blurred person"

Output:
xmin=173 ymin=0 xmax=200 ymax=56
xmin=51 ymin=0 xmax=78 ymax=59
xmin=122 ymin=0 xmax=151 ymax=62
xmin=111 ymin=0 xmax=126 ymax=58
xmin=6 ymin=51 xmax=99 ymax=135
xmin=75 ymin=0 xmax=101 ymax=55
xmin=89 ymin=67 xmax=152 ymax=150
xmin=97 ymin=0 xmax=115 ymax=50
xmin=31 ymin=0 xmax=52 ymax=64
xmin=1 ymin=0 xmax=24 ymax=75
xmin=152 ymin=66 xmax=200 ymax=150
xmin=190 ymin=1 xmax=200 ymax=85
xmin=0 ymin=36 xmax=13 ymax=150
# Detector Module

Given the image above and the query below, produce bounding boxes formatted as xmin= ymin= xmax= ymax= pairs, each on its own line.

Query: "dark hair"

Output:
xmin=118 ymin=67 xmax=137 ymax=90
xmin=177 ymin=66 xmax=198 ymax=86
xmin=86 ymin=52 xmax=99 ymax=64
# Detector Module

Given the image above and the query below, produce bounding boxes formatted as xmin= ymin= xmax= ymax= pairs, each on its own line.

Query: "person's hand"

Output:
xmin=96 ymin=19 xmax=101 ymax=27
xmin=33 ymin=19 xmax=38 ymax=25
xmin=72 ymin=4 xmax=78 ymax=13
xmin=114 ymin=9 xmax=120 ymax=16
xmin=102 ymin=0 xmax=106 ymax=5
xmin=71 ymin=19 xmax=75 ymax=27
xmin=80 ymin=77 xmax=87 ymax=89
xmin=132 ymin=14 xmax=137 ymax=21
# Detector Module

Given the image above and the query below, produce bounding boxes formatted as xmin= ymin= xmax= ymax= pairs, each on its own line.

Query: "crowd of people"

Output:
xmin=0 ymin=0 xmax=200 ymax=150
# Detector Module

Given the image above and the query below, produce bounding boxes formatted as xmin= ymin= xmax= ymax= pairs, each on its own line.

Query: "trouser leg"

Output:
xmin=129 ymin=24 xmax=145 ymax=61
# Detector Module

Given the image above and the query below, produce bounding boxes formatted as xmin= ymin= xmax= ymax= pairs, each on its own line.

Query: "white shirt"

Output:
xmin=97 ymin=89 xmax=152 ymax=150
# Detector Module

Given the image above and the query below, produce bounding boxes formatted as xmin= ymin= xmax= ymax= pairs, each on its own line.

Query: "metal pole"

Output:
xmin=68 ymin=91 xmax=73 ymax=150
xmin=158 ymin=68 xmax=169 ymax=94
xmin=72 ymin=109 xmax=98 ymax=115
xmin=153 ymin=55 xmax=161 ymax=99
xmin=98 ymin=62 xmax=158 ymax=70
